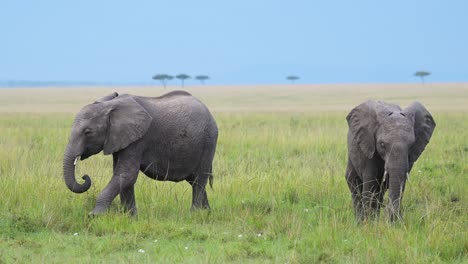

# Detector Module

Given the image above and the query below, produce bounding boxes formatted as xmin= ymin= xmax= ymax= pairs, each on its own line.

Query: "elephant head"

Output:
xmin=347 ymin=100 xmax=436 ymax=220
xmin=63 ymin=92 xmax=152 ymax=193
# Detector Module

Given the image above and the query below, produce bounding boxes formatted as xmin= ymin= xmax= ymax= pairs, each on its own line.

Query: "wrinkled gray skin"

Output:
xmin=345 ymin=100 xmax=435 ymax=222
xmin=63 ymin=91 xmax=218 ymax=216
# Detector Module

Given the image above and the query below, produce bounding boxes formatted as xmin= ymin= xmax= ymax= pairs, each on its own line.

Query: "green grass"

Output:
xmin=0 ymin=85 xmax=467 ymax=263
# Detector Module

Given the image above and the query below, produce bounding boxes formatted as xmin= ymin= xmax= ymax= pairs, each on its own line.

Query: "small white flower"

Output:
xmin=304 ymin=209 xmax=309 ymax=212
xmin=257 ymin=233 xmax=262 ymax=237
xmin=138 ymin=249 xmax=145 ymax=253
xmin=73 ymin=233 xmax=78 ymax=236
xmin=238 ymin=234 xmax=243 ymax=238
xmin=184 ymin=246 xmax=189 ymax=250
xmin=154 ymin=239 xmax=158 ymax=243
xmin=418 ymin=170 xmax=422 ymax=173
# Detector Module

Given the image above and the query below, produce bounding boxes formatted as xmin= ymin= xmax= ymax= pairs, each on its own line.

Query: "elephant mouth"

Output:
xmin=80 ymin=150 xmax=96 ymax=160
xmin=80 ymin=146 xmax=103 ymax=160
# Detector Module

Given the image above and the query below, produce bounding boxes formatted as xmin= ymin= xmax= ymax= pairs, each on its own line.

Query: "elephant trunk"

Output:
xmin=386 ymin=165 xmax=408 ymax=222
xmin=384 ymin=143 xmax=410 ymax=221
xmin=63 ymin=145 xmax=91 ymax=193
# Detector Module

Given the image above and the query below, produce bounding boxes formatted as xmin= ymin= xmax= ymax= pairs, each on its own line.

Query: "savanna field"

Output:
xmin=0 ymin=84 xmax=467 ymax=263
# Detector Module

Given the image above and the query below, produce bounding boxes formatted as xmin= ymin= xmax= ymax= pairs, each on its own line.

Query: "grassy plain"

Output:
xmin=0 ymin=83 xmax=467 ymax=263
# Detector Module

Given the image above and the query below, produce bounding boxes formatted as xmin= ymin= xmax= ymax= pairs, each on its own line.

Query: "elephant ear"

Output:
xmin=403 ymin=101 xmax=436 ymax=169
xmin=95 ymin=92 xmax=119 ymax=103
xmin=346 ymin=100 xmax=379 ymax=159
xmin=103 ymin=96 xmax=152 ymax=155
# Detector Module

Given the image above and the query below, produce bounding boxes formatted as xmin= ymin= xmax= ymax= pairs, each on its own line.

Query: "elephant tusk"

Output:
xmin=74 ymin=157 xmax=78 ymax=166
xmin=382 ymin=170 xmax=389 ymax=190
xmin=406 ymin=172 xmax=410 ymax=181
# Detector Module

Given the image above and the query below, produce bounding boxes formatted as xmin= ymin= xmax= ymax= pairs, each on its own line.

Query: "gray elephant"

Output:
xmin=345 ymin=100 xmax=435 ymax=222
xmin=63 ymin=91 xmax=218 ymax=216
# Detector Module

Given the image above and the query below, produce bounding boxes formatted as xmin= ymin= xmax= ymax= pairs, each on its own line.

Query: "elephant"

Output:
xmin=345 ymin=100 xmax=435 ymax=222
xmin=63 ymin=90 xmax=218 ymax=216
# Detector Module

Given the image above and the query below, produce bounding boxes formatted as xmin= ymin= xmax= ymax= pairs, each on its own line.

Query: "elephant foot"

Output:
xmin=88 ymin=208 xmax=138 ymax=218
xmin=191 ymin=204 xmax=211 ymax=211
xmin=122 ymin=207 xmax=138 ymax=218
xmin=88 ymin=206 xmax=108 ymax=217
xmin=386 ymin=205 xmax=403 ymax=222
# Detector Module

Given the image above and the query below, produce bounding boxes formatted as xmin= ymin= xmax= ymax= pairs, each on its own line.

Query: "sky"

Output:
xmin=1 ymin=0 xmax=467 ymax=85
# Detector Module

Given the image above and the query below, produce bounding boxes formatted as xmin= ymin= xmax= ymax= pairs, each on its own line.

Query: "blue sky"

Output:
xmin=1 ymin=0 xmax=467 ymax=84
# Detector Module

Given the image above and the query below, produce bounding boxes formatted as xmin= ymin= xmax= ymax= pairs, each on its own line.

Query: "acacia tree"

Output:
xmin=195 ymin=75 xmax=210 ymax=85
xmin=414 ymin=71 xmax=431 ymax=84
xmin=176 ymin=74 xmax=191 ymax=87
xmin=152 ymin=74 xmax=173 ymax=88
xmin=286 ymin=75 xmax=300 ymax=84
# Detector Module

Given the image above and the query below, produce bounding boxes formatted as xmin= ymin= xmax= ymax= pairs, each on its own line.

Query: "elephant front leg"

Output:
xmin=120 ymin=184 xmax=137 ymax=216
xmin=90 ymin=151 xmax=141 ymax=216
xmin=345 ymin=161 xmax=363 ymax=222
xmin=89 ymin=175 xmax=120 ymax=216
xmin=362 ymin=179 xmax=383 ymax=220
xmin=359 ymin=157 xmax=385 ymax=221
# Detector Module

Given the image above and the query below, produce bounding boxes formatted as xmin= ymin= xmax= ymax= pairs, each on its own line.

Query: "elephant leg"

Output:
xmin=90 ymin=149 xmax=141 ymax=216
xmin=345 ymin=160 xmax=363 ymax=222
xmin=90 ymin=154 xmax=127 ymax=215
xmin=375 ymin=175 xmax=387 ymax=216
xmin=90 ymin=175 xmax=120 ymax=216
xmin=188 ymin=167 xmax=211 ymax=210
xmin=362 ymin=178 xmax=382 ymax=220
xmin=120 ymin=184 xmax=137 ymax=216
xmin=359 ymin=156 xmax=385 ymax=221
xmin=369 ymin=167 xmax=386 ymax=219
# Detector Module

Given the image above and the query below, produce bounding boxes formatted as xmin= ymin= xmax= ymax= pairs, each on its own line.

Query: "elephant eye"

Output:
xmin=380 ymin=142 xmax=385 ymax=148
xmin=84 ymin=128 xmax=92 ymax=136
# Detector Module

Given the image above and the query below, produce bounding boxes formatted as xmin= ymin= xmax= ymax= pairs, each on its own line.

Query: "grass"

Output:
xmin=0 ymin=84 xmax=467 ymax=263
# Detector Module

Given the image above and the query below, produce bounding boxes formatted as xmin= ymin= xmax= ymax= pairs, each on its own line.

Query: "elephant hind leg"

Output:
xmin=187 ymin=166 xmax=211 ymax=210
xmin=346 ymin=160 xmax=363 ymax=223
xmin=188 ymin=143 xmax=215 ymax=210
xmin=188 ymin=176 xmax=210 ymax=210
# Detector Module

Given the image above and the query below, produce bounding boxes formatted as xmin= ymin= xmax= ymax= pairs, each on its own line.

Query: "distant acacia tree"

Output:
xmin=176 ymin=74 xmax=191 ymax=87
xmin=152 ymin=74 xmax=173 ymax=88
xmin=286 ymin=75 xmax=300 ymax=84
xmin=195 ymin=75 xmax=210 ymax=85
xmin=414 ymin=71 xmax=431 ymax=84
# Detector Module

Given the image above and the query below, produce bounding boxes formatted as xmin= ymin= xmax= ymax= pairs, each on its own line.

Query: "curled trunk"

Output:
xmin=63 ymin=147 xmax=91 ymax=193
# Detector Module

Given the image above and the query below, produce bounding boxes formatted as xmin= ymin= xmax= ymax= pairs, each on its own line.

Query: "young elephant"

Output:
xmin=63 ymin=91 xmax=218 ymax=216
xmin=345 ymin=100 xmax=435 ymax=222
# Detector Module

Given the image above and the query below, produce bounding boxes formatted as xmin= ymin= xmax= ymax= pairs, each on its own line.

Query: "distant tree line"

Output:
xmin=153 ymin=70 xmax=432 ymax=87
xmin=152 ymin=73 xmax=210 ymax=88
